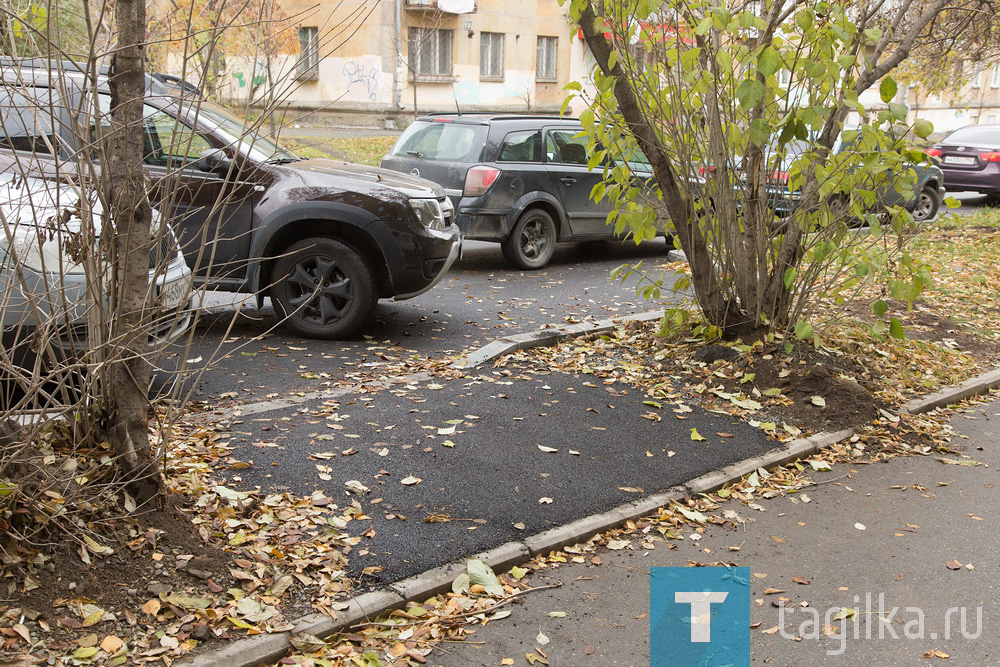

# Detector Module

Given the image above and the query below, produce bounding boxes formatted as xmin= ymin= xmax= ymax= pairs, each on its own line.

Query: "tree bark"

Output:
xmin=106 ymin=0 xmax=162 ymax=504
xmin=578 ymin=1 xmax=745 ymax=332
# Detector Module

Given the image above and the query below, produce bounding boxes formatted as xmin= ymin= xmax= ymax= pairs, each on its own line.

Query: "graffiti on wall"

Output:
xmin=343 ymin=61 xmax=380 ymax=101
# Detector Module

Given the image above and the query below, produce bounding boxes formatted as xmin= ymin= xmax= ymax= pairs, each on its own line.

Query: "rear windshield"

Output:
xmin=391 ymin=120 xmax=486 ymax=162
xmin=943 ymin=126 xmax=1000 ymax=146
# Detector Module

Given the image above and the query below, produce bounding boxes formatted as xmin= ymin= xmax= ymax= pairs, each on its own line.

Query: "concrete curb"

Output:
xmin=450 ymin=309 xmax=666 ymax=370
xmin=180 ymin=361 xmax=1000 ymax=666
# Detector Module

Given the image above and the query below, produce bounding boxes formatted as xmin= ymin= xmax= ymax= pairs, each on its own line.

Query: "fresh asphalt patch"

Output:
xmin=220 ymin=369 xmax=774 ymax=587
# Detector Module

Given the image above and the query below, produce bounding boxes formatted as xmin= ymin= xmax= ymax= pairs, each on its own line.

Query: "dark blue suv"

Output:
xmin=381 ymin=114 xmax=663 ymax=269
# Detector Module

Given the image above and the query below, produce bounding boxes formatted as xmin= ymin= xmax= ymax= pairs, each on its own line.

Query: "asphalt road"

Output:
xmin=158 ymin=238 xmax=676 ymax=403
xmin=220 ymin=366 xmax=774 ymax=586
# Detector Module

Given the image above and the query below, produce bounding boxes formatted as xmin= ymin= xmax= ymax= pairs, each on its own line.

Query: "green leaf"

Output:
xmin=808 ymin=459 xmax=832 ymax=471
xmin=0 ymin=479 xmax=16 ymax=496
xmin=467 ymin=559 xmax=504 ymax=597
xmin=758 ymin=47 xmax=780 ymax=77
xmin=510 ymin=566 xmax=528 ymax=580
xmin=762 ymin=388 xmax=782 ymax=397
xmin=879 ymin=77 xmax=897 ymax=103
xmin=889 ymin=317 xmax=905 ymax=340
xmin=872 ymin=300 xmax=888 ymax=318
xmin=736 ymin=79 xmax=765 ymax=109
xmin=913 ymin=118 xmax=933 ymax=139
xmin=794 ymin=321 xmax=813 ymax=340
xmin=748 ymin=118 xmax=771 ymax=145
xmin=643 ymin=400 xmax=662 ymax=408
xmin=783 ymin=266 xmax=797 ymax=289
xmin=690 ymin=428 xmax=707 ymax=441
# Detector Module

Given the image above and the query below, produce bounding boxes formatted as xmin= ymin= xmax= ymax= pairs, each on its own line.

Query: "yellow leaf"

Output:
xmin=100 ymin=635 xmax=124 ymax=653
xmin=141 ymin=599 xmax=161 ymax=616
xmin=690 ymin=428 xmax=707 ymax=441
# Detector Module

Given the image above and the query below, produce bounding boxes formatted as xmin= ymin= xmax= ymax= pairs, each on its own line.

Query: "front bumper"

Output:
xmin=394 ymin=229 xmax=462 ymax=300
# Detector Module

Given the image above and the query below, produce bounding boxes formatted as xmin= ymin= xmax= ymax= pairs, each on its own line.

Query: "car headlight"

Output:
xmin=3 ymin=225 xmax=85 ymax=275
xmin=408 ymin=198 xmax=445 ymax=231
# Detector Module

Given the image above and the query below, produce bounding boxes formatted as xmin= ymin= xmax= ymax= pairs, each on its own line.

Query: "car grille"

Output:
xmin=149 ymin=227 xmax=181 ymax=269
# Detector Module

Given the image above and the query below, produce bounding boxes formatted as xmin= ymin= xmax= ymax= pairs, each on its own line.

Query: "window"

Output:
xmin=141 ymin=108 xmax=213 ymax=168
xmin=545 ymin=130 xmax=588 ymax=165
xmin=497 ymin=131 xmax=541 ymax=162
xmin=480 ymin=32 xmax=504 ymax=80
xmin=297 ymin=27 xmax=319 ymax=79
xmin=409 ymin=28 xmax=453 ymax=78
xmin=391 ymin=121 xmax=486 ymax=161
xmin=777 ymin=69 xmax=791 ymax=87
xmin=972 ymin=64 xmax=982 ymax=89
xmin=536 ymin=36 xmax=557 ymax=81
xmin=0 ymin=88 xmax=58 ymax=154
xmin=991 ymin=63 xmax=1000 ymax=88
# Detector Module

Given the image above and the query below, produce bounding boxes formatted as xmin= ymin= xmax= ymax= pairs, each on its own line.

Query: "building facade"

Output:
xmin=222 ymin=0 xmax=591 ymax=124
xmin=904 ymin=63 xmax=1000 ymax=136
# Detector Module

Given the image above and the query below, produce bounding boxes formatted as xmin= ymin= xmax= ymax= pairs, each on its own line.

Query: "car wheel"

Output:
xmin=911 ymin=185 xmax=940 ymax=222
xmin=270 ymin=238 xmax=376 ymax=339
xmin=501 ymin=209 xmax=557 ymax=270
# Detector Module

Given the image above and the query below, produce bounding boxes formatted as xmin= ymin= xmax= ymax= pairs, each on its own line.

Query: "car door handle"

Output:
xmin=560 ymin=177 xmax=578 ymax=185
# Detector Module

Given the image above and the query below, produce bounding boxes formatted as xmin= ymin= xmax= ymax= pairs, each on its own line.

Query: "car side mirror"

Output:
xmin=196 ymin=148 xmax=232 ymax=174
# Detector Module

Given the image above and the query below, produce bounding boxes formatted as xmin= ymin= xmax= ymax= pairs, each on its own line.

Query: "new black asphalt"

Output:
xmin=220 ymin=367 xmax=775 ymax=587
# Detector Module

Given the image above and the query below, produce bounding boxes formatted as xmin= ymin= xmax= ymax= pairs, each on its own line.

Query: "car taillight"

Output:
xmin=926 ymin=147 xmax=942 ymax=157
xmin=771 ymin=170 xmax=789 ymax=183
xmin=464 ymin=166 xmax=501 ymax=197
xmin=979 ymin=151 xmax=1000 ymax=162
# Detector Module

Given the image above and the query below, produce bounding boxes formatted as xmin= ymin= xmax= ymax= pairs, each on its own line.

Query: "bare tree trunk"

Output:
xmin=106 ymin=0 xmax=162 ymax=504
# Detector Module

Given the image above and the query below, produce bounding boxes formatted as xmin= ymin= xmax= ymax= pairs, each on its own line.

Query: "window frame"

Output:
xmin=991 ymin=63 xmax=1000 ymax=88
xmin=409 ymin=27 xmax=455 ymax=80
xmin=297 ymin=26 xmax=319 ymax=80
xmin=536 ymin=35 xmax=558 ymax=82
xmin=480 ymin=32 xmax=505 ymax=81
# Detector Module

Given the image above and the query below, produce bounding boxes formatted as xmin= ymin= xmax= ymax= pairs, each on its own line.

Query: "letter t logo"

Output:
xmin=675 ymin=591 xmax=729 ymax=642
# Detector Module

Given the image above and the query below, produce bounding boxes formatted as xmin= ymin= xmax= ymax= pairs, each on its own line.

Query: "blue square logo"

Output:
xmin=650 ymin=567 xmax=753 ymax=666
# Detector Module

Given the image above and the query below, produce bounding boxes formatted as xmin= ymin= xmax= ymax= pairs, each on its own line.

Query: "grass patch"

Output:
xmin=282 ymin=136 xmax=397 ymax=166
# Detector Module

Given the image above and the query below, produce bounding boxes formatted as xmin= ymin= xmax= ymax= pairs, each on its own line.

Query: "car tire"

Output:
xmin=911 ymin=184 xmax=940 ymax=222
xmin=502 ymin=209 xmax=557 ymax=270
xmin=270 ymin=237 xmax=376 ymax=339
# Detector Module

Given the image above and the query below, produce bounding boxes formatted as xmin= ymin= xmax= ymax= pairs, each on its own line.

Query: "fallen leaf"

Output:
xmin=617 ymin=486 xmax=644 ymax=493
xmin=690 ymin=428 xmax=707 ymax=441
xmin=855 ymin=523 xmax=866 ymax=531
xmin=792 ymin=576 xmax=811 ymax=585
xmin=401 ymin=476 xmax=422 ymax=485
xmin=761 ymin=625 xmax=781 ymax=634
xmin=99 ymin=635 xmax=123 ymax=653
xmin=763 ymin=587 xmax=787 ymax=595
xmin=923 ymin=650 xmax=950 ymax=659
xmin=345 ymin=480 xmax=370 ymax=495
xmin=811 ymin=395 xmax=826 ymax=407
xmin=538 ymin=497 xmax=553 ymax=504
xmin=548 ymin=611 xmax=567 ymax=618
xmin=537 ymin=445 xmax=558 ymax=453
xmin=945 ymin=560 xmax=963 ymax=570
xmin=536 ymin=630 xmax=550 ymax=646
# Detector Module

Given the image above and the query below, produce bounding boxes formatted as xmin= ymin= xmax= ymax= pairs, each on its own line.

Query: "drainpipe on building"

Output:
xmin=393 ymin=0 xmax=404 ymax=120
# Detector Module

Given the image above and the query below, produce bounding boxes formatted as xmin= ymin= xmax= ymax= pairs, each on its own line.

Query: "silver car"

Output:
xmin=0 ymin=174 xmax=193 ymax=368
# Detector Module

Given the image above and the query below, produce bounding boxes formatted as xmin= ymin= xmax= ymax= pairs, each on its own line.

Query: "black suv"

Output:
xmin=381 ymin=114 xmax=660 ymax=270
xmin=0 ymin=60 xmax=461 ymax=339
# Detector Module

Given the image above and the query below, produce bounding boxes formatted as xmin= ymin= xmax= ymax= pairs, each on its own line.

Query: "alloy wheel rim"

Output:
xmin=285 ymin=255 xmax=354 ymax=326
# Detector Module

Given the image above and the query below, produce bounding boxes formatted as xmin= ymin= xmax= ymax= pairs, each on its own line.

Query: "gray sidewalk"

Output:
xmin=435 ymin=399 xmax=1000 ymax=666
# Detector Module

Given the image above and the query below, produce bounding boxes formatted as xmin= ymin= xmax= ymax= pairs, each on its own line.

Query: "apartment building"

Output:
xmin=223 ymin=0 xmax=588 ymax=124
xmin=904 ymin=62 xmax=1000 ymax=135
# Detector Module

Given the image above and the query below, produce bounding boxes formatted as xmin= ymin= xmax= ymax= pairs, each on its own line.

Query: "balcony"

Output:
xmin=404 ymin=0 xmax=477 ymax=13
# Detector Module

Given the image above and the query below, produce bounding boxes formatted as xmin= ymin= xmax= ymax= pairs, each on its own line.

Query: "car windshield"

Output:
xmin=943 ymin=126 xmax=1000 ymax=146
xmin=390 ymin=120 xmax=487 ymax=162
xmin=184 ymin=101 xmax=300 ymax=164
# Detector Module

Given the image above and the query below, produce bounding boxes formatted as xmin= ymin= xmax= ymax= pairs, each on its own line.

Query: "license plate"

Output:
xmin=157 ymin=276 xmax=190 ymax=310
xmin=944 ymin=156 xmax=976 ymax=165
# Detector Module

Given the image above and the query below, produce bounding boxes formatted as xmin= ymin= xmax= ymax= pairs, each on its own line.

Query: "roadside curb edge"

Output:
xmin=179 ymin=359 xmax=999 ymax=665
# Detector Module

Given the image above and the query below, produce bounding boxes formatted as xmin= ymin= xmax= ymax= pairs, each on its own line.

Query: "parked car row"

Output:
xmin=2 ymin=58 xmax=983 ymax=357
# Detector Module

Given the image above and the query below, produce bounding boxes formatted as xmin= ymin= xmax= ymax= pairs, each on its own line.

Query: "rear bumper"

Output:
xmin=941 ymin=165 xmax=1000 ymax=194
xmin=454 ymin=207 xmax=513 ymax=241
